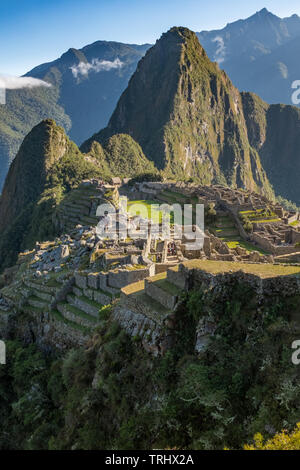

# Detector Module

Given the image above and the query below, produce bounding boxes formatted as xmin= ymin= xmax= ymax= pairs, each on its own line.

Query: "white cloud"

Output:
xmin=71 ymin=58 xmax=124 ymax=78
xmin=212 ymin=36 xmax=226 ymax=64
xmin=0 ymin=75 xmax=51 ymax=90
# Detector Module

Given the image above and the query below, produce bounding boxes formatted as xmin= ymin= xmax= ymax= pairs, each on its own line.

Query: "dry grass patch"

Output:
xmin=182 ymin=259 xmax=300 ymax=278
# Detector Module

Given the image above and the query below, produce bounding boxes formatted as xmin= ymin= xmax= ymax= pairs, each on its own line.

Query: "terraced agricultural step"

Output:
xmin=67 ymin=293 xmax=102 ymax=318
xmin=57 ymin=302 xmax=98 ymax=329
xmin=72 ymin=285 xmax=111 ymax=306
xmin=50 ymin=309 xmax=92 ymax=336
xmin=59 ymin=208 xmax=84 ymax=219
xmin=121 ymin=279 xmax=170 ymax=324
xmin=61 ymin=215 xmax=80 ymax=224
xmin=80 ymin=216 xmax=100 ymax=225
xmin=33 ymin=289 xmax=54 ymax=303
xmin=128 ymin=290 xmax=171 ymax=324
xmin=215 ymin=229 xmax=239 ymax=237
xmin=166 ymin=256 xmax=179 ymax=263
xmin=166 ymin=266 xmax=186 ymax=289
xmin=21 ymin=304 xmax=45 ymax=316
xmin=27 ymin=295 xmax=49 ymax=310
xmin=62 ymin=203 xmax=89 ymax=215
xmin=64 ymin=200 xmax=91 ymax=210
xmin=145 ymin=278 xmax=178 ymax=310
xmin=156 ymin=195 xmax=176 ymax=204
xmin=24 ymin=279 xmax=58 ymax=295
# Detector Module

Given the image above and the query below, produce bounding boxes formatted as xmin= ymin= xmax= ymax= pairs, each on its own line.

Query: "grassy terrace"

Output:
xmin=225 ymin=239 xmax=269 ymax=255
xmin=239 ymin=209 xmax=281 ymax=224
xmin=181 ymin=259 xmax=300 ymax=278
xmin=210 ymin=215 xmax=269 ymax=255
xmin=152 ymin=278 xmax=179 ymax=295
xmin=158 ymin=189 xmax=191 ymax=204
xmin=122 ymin=272 xmax=167 ymax=295
xmin=51 ymin=309 xmax=91 ymax=334
xmin=127 ymin=199 xmax=177 ymax=223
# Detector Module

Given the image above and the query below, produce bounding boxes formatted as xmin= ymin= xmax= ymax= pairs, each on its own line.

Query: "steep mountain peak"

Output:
xmin=0 ymin=119 xmax=69 ymax=232
xmin=256 ymin=7 xmax=272 ymax=16
xmin=219 ymin=8 xmax=277 ymax=30
xmin=164 ymin=26 xmax=198 ymax=39
xmin=251 ymin=7 xmax=280 ymax=21
xmin=81 ymin=27 xmax=272 ymax=195
xmin=159 ymin=26 xmax=206 ymax=54
xmin=60 ymin=48 xmax=87 ymax=65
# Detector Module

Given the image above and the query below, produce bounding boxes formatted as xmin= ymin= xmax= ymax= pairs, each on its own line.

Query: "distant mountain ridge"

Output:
xmin=26 ymin=40 xmax=151 ymax=145
xmin=197 ymin=8 xmax=300 ymax=104
xmin=2 ymin=8 xmax=300 ymax=192
xmin=0 ymin=40 xmax=150 ymax=189
xmin=3 ymin=25 xmax=300 ymax=269
xmin=82 ymin=27 xmax=273 ymax=196
xmin=82 ymin=26 xmax=300 ymax=205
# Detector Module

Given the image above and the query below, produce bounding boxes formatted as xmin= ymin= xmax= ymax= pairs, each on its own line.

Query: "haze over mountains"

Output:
xmin=0 ymin=41 xmax=149 ymax=188
xmin=1 ymin=7 xmax=300 ymax=199
xmin=82 ymin=27 xmax=272 ymax=194
xmin=197 ymin=8 xmax=300 ymax=103
xmin=3 ymin=23 xmax=300 ymax=270
xmin=83 ymin=26 xmax=300 ymax=205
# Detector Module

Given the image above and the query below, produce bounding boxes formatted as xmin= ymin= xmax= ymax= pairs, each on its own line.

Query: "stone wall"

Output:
xmin=251 ymin=232 xmax=298 ymax=255
xmin=108 ymin=265 xmax=155 ymax=289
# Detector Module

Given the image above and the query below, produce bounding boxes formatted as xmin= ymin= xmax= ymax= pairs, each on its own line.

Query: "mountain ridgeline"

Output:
xmin=82 ymin=26 xmax=300 ymax=203
xmin=0 ymin=119 xmax=100 ymax=269
xmin=0 ymin=119 xmax=157 ymax=269
xmin=0 ymin=41 xmax=150 ymax=189
xmin=197 ymin=8 xmax=300 ymax=105
xmin=2 ymin=26 xmax=300 ymax=269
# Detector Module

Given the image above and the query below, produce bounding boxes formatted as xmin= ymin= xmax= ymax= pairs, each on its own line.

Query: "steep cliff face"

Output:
xmin=82 ymin=27 xmax=272 ymax=195
xmin=0 ymin=119 xmax=68 ymax=232
xmin=242 ymin=92 xmax=300 ymax=204
xmin=1 ymin=261 xmax=299 ymax=450
xmin=0 ymin=119 xmax=102 ymax=270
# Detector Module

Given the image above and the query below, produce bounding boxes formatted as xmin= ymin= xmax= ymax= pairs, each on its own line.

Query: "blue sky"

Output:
xmin=2 ymin=0 xmax=300 ymax=75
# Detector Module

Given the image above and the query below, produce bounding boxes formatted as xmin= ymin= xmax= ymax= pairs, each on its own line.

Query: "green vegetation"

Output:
xmin=181 ymin=258 xmax=300 ymax=277
xmin=0 ymin=120 xmax=102 ymax=270
xmin=277 ymin=195 xmax=300 ymax=212
xmin=85 ymin=27 xmax=273 ymax=196
xmin=225 ymin=239 xmax=268 ymax=255
xmin=127 ymin=199 xmax=175 ymax=224
xmin=0 ymin=41 xmax=149 ymax=190
xmin=102 ymin=134 xmax=157 ymax=178
xmin=239 ymin=209 xmax=281 ymax=234
xmin=207 ymin=214 xmax=266 ymax=254
xmin=0 ymin=84 xmax=71 ymax=189
xmin=1 ymin=275 xmax=300 ymax=450
xmin=239 ymin=208 xmax=279 ymax=222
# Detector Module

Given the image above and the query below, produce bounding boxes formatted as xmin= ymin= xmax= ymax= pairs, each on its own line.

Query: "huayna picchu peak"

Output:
xmin=81 ymin=27 xmax=273 ymax=196
xmin=83 ymin=26 xmax=300 ymax=205
xmin=2 ymin=7 xmax=300 ymax=452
